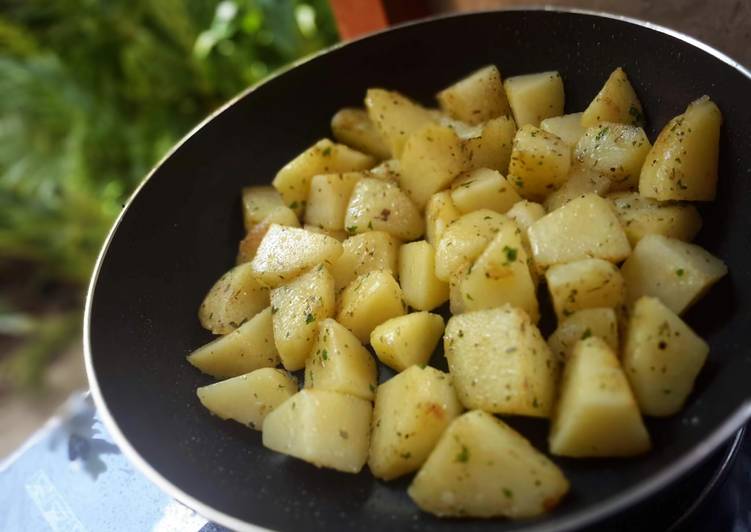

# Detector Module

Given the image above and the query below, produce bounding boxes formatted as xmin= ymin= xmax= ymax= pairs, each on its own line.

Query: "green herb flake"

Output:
xmin=339 ymin=429 xmax=348 ymax=439
xmin=400 ymin=452 xmax=412 ymax=459
xmin=346 ymin=225 xmax=358 ymax=235
xmin=289 ymin=201 xmax=299 ymax=209
xmin=503 ymin=488 xmax=514 ymax=499
xmin=321 ymin=349 xmax=328 ymax=360
xmin=305 ymin=313 xmax=315 ymax=324
xmin=628 ymin=105 xmax=644 ymax=126
xmin=502 ymin=245 xmax=517 ymax=263
xmin=581 ymin=328 xmax=592 ymax=340
xmin=595 ymin=126 xmax=610 ymax=142
xmin=271 ymin=306 xmax=279 ymax=315
xmin=321 ymin=147 xmax=332 ymax=156
xmin=455 ymin=445 xmax=470 ymax=463
xmin=676 ymin=268 xmax=685 ymax=277
xmin=369 ymin=383 xmax=376 ymax=393
xmin=367 ymin=220 xmax=373 ymax=230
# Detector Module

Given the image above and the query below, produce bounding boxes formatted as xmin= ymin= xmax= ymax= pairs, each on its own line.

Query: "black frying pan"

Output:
xmin=85 ymin=8 xmax=751 ymax=531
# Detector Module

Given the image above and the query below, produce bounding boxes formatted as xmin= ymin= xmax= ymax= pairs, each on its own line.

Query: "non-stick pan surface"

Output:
xmin=85 ymin=8 xmax=751 ymax=532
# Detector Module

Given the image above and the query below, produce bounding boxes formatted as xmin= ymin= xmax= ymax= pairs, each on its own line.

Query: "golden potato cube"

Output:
xmin=189 ymin=307 xmax=278 ymax=378
xmin=581 ymin=67 xmax=645 ymax=127
xmin=463 ymin=115 xmax=517 ymax=173
xmin=574 ymin=122 xmax=651 ymax=191
xmin=272 ymin=138 xmax=374 ymax=216
xmin=454 ymin=220 xmax=539 ymax=320
xmin=199 ymin=262 xmax=269 ymax=334
xmin=302 ymin=224 xmax=348 ymax=241
xmin=504 ymin=71 xmax=565 ymax=128
xmin=331 ymin=231 xmax=400 ymax=293
xmin=196 ymin=368 xmax=297 ymax=430
xmin=241 ymin=186 xmax=288 ymax=231
xmin=430 ymin=111 xmax=482 ymax=139
xmin=436 ymin=65 xmax=511 ymax=125
xmin=608 ymin=192 xmax=702 ymax=246
xmin=305 ymin=318 xmax=377 ymax=401
xmin=549 ymin=337 xmax=651 ymax=457
xmin=543 ymin=162 xmax=612 ymax=212
xmin=408 ymin=410 xmax=569 ymax=518
xmin=250 ymin=225 xmax=343 ymax=288
xmin=540 ymin=112 xmax=587 ymax=146
xmin=262 ymin=389 xmax=372 ymax=473
xmin=434 ymin=209 xmax=507 ymax=281
xmin=506 ymin=200 xmax=545 ymax=231
xmin=331 ymin=107 xmax=391 ymax=159
xmin=546 ymin=258 xmax=626 ymax=321
xmin=344 ymin=178 xmax=424 ymax=240
xmin=365 ymin=158 xmax=401 ymax=181
xmin=620 ymin=234 xmax=727 ymax=314
xmin=369 ymin=366 xmax=462 ymax=480
xmin=425 ymin=190 xmax=461 ymax=245
xmin=445 ymin=306 xmax=558 ymax=417
xmin=270 ymin=265 xmax=335 ymax=371
xmin=399 ymin=241 xmax=449 ymax=311
xmin=337 ymin=270 xmax=406 ymax=343
xmin=623 ymin=296 xmax=709 ymax=416
xmin=400 ymin=123 xmax=469 ymax=209
xmin=639 ymin=96 xmax=722 ymax=201
xmin=508 ymin=125 xmax=571 ymax=200
xmin=237 ymin=207 xmax=302 ymax=265
xmin=450 ymin=168 xmax=521 ymax=214
xmin=547 ymin=307 xmax=619 ymax=360
xmin=365 ymin=88 xmax=435 ymax=157
xmin=304 ymin=172 xmax=362 ymax=231
xmin=528 ymin=193 xmax=631 ymax=268
xmin=370 ymin=312 xmax=445 ymax=371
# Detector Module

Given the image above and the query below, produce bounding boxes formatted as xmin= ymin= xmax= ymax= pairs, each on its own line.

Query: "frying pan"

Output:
xmin=85 ymin=8 xmax=751 ymax=531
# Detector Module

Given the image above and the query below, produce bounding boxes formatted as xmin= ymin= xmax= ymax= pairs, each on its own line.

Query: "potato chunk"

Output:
xmin=304 ymin=172 xmax=362 ymax=231
xmin=506 ymin=200 xmax=545 ymax=231
xmin=237 ymin=205 xmax=302 ymax=264
xmin=547 ymin=307 xmax=619 ymax=359
xmin=199 ymin=263 xmax=269 ymax=334
xmin=189 ymin=307 xmax=278 ymax=378
xmin=365 ymin=158 xmax=401 ymax=181
xmin=400 ymin=123 xmax=468 ymax=209
xmin=546 ymin=258 xmax=626 ymax=321
xmin=581 ymin=67 xmax=645 ymax=127
xmin=370 ymin=312 xmax=445 ymax=371
xmin=608 ymin=192 xmax=702 ymax=246
xmin=272 ymin=139 xmax=374 ymax=216
xmin=574 ymin=123 xmax=651 ymax=191
xmin=639 ymin=96 xmax=722 ymax=201
xmin=543 ymin=163 xmax=612 ymax=212
xmin=305 ymin=318 xmax=377 ymax=401
xmin=331 ymin=231 xmax=400 ymax=292
xmin=549 ymin=337 xmax=651 ymax=457
xmin=196 ymin=368 xmax=297 ymax=430
xmin=454 ymin=220 xmax=539 ymax=320
xmin=445 ymin=306 xmax=558 ymax=417
xmin=399 ymin=241 xmax=448 ymax=311
xmin=250 ymin=225 xmax=343 ymax=288
xmin=425 ymin=191 xmax=461 ymax=245
xmin=434 ymin=209 xmax=507 ymax=281
xmin=507 ymin=125 xmax=571 ymax=200
xmin=270 ymin=265 xmax=335 ymax=371
xmin=337 ymin=270 xmax=406 ymax=343
xmin=408 ymin=410 xmax=569 ymax=518
xmin=344 ymin=178 xmax=424 ymax=240
xmin=463 ymin=116 xmax=516 ymax=173
xmin=369 ymin=366 xmax=462 ymax=480
xmin=450 ymin=168 xmax=521 ymax=214
xmin=620 ymin=234 xmax=727 ymax=314
xmin=436 ymin=65 xmax=511 ymax=125
xmin=623 ymin=296 xmax=709 ymax=416
xmin=331 ymin=107 xmax=391 ymax=159
xmin=365 ymin=88 xmax=435 ymax=157
xmin=540 ymin=112 xmax=586 ymax=146
xmin=263 ymin=389 xmax=372 ymax=473
xmin=528 ymin=193 xmax=631 ymax=268
xmin=504 ymin=71 xmax=565 ymax=127
xmin=241 ymin=186 xmax=288 ymax=231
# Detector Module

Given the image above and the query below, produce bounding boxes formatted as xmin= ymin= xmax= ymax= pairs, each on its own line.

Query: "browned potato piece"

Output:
xmin=508 ymin=125 xmax=571 ymax=201
xmin=365 ymin=89 xmax=435 ymax=157
xmin=199 ymin=263 xmax=269 ymax=334
xmin=504 ymin=71 xmax=565 ymax=128
xmin=344 ymin=178 xmax=424 ymax=240
xmin=463 ymin=116 xmax=517 ymax=173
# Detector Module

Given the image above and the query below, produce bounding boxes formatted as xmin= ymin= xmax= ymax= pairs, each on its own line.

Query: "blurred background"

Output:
xmin=1 ymin=0 xmax=748 ymax=457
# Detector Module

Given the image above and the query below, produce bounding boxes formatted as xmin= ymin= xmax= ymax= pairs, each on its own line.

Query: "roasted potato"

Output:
xmin=370 ymin=312 xmax=445 ymax=371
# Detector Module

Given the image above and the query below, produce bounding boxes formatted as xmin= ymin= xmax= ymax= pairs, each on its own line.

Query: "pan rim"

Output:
xmin=84 ymin=6 xmax=751 ymax=532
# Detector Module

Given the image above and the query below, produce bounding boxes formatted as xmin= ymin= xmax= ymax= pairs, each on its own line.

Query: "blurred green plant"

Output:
xmin=0 ymin=0 xmax=338 ymax=389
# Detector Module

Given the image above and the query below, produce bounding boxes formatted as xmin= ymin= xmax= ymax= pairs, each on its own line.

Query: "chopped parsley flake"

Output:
xmin=305 ymin=313 xmax=315 ymax=324
xmin=676 ymin=268 xmax=685 ymax=277
xmin=502 ymin=245 xmax=517 ymax=263
xmin=455 ymin=445 xmax=470 ymax=463
xmin=346 ymin=225 xmax=358 ymax=235
xmin=581 ymin=328 xmax=592 ymax=340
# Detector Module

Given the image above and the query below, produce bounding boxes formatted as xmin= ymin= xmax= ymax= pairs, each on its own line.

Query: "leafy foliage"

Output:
xmin=0 ymin=0 xmax=338 ymax=388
